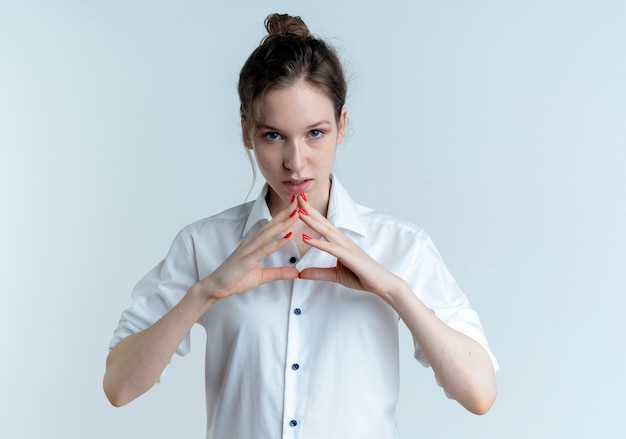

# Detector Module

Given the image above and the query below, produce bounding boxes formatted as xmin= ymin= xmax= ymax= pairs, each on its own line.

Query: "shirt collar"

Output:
xmin=242 ymin=174 xmax=367 ymax=239
xmin=326 ymin=175 xmax=367 ymax=238
xmin=242 ymin=186 xmax=273 ymax=238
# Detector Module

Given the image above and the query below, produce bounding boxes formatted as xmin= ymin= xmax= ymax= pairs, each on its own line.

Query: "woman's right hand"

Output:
xmin=105 ymin=197 xmax=299 ymax=407
xmin=194 ymin=196 xmax=300 ymax=301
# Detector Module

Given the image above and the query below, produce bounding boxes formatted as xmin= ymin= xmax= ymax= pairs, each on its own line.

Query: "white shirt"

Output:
xmin=110 ymin=177 xmax=499 ymax=439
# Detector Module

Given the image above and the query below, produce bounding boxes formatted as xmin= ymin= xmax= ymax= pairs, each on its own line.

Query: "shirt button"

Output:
xmin=291 ymin=363 xmax=300 ymax=371
xmin=294 ymin=308 xmax=301 ymax=315
xmin=289 ymin=256 xmax=297 ymax=264
xmin=289 ymin=420 xmax=298 ymax=427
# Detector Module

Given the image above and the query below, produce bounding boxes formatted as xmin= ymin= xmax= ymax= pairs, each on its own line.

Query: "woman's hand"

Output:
xmin=296 ymin=194 xmax=497 ymax=413
xmin=105 ymin=198 xmax=300 ymax=407
xmin=296 ymin=194 xmax=402 ymax=300
xmin=195 ymin=196 xmax=301 ymax=301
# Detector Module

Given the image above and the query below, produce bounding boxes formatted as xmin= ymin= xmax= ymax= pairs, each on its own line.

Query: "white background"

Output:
xmin=1 ymin=1 xmax=625 ymax=438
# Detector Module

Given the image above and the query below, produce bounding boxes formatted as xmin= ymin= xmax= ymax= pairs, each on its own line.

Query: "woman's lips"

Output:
xmin=283 ymin=179 xmax=312 ymax=193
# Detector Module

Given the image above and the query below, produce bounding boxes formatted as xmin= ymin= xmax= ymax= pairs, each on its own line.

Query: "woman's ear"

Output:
xmin=241 ymin=118 xmax=253 ymax=150
xmin=337 ymin=107 xmax=348 ymax=144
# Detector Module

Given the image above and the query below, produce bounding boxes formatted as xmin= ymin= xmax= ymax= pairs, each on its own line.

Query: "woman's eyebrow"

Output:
xmin=258 ymin=120 xmax=331 ymax=131
xmin=257 ymin=124 xmax=281 ymax=131
xmin=306 ymin=120 xmax=331 ymax=129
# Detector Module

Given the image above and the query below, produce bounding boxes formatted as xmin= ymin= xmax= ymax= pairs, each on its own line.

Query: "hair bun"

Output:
xmin=264 ymin=13 xmax=310 ymax=39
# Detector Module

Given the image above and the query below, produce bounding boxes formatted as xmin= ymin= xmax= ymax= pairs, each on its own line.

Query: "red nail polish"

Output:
xmin=302 ymin=233 xmax=311 ymax=240
xmin=290 ymin=209 xmax=298 ymax=217
xmin=299 ymin=207 xmax=307 ymax=216
xmin=290 ymin=194 xmax=296 ymax=203
xmin=300 ymin=192 xmax=307 ymax=201
xmin=284 ymin=231 xmax=293 ymax=239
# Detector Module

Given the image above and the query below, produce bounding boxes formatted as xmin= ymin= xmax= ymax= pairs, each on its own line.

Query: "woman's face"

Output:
xmin=244 ymin=80 xmax=347 ymax=216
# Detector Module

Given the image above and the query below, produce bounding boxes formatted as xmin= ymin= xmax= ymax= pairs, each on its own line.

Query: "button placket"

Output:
xmin=282 ymin=275 xmax=311 ymax=439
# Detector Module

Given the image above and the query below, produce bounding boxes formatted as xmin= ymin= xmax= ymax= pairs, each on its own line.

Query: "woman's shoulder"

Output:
xmin=356 ymin=203 xmax=427 ymax=240
xmin=353 ymin=203 xmax=437 ymax=273
xmin=179 ymin=201 xmax=255 ymax=237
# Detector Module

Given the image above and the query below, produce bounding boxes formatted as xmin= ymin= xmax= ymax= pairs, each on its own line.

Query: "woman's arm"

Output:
xmin=104 ymin=287 xmax=216 ymax=407
xmin=104 ymin=198 xmax=300 ymax=407
xmin=383 ymin=279 xmax=496 ymax=414
xmin=296 ymin=195 xmax=496 ymax=414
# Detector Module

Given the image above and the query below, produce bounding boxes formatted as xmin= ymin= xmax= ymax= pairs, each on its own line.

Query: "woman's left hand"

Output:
xmin=296 ymin=194 xmax=402 ymax=300
xmin=297 ymin=195 xmax=498 ymax=414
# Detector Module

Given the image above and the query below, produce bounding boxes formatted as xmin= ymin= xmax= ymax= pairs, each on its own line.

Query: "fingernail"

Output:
xmin=290 ymin=194 xmax=296 ymax=203
xmin=300 ymin=192 xmax=307 ymax=201
xmin=299 ymin=207 xmax=307 ymax=216
xmin=284 ymin=231 xmax=293 ymax=239
xmin=302 ymin=233 xmax=311 ymax=240
xmin=290 ymin=209 xmax=298 ymax=217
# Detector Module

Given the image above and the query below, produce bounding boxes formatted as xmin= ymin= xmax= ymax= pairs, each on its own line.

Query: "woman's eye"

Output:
xmin=309 ymin=129 xmax=323 ymax=138
xmin=264 ymin=132 xmax=282 ymax=141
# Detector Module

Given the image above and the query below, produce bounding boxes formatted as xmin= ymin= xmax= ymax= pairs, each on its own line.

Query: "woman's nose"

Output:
xmin=283 ymin=140 xmax=305 ymax=171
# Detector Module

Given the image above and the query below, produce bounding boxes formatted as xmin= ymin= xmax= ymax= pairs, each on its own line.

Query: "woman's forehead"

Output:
xmin=259 ymin=82 xmax=335 ymax=123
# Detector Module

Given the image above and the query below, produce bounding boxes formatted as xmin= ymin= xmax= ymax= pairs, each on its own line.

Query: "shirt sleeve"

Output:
xmin=402 ymin=230 xmax=499 ymax=375
xmin=109 ymin=228 xmax=200 ymax=359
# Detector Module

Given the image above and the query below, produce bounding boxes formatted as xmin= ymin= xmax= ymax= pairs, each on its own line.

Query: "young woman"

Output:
xmin=104 ymin=13 xmax=498 ymax=438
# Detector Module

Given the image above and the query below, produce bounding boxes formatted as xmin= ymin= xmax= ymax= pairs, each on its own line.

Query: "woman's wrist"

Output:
xmin=187 ymin=278 xmax=220 ymax=310
xmin=378 ymin=275 xmax=411 ymax=306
